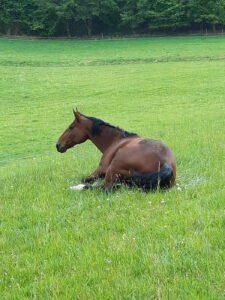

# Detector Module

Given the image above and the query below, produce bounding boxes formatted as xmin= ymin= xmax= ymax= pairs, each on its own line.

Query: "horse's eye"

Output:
xmin=69 ymin=124 xmax=75 ymax=130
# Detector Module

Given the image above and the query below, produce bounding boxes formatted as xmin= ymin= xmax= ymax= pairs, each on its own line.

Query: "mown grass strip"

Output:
xmin=1 ymin=55 xmax=225 ymax=67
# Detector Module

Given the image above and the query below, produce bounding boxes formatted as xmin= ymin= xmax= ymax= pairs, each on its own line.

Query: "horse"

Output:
xmin=56 ymin=109 xmax=176 ymax=192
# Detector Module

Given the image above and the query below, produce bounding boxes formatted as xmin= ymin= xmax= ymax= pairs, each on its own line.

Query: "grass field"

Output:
xmin=0 ymin=36 xmax=225 ymax=299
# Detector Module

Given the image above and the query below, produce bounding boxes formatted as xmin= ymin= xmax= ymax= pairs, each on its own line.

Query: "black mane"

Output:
xmin=84 ymin=115 xmax=138 ymax=138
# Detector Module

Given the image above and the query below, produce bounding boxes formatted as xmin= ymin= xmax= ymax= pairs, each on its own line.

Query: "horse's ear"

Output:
xmin=73 ymin=108 xmax=81 ymax=122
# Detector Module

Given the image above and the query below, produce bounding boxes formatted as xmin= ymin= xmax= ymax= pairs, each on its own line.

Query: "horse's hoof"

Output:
xmin=82 ymin=176 xmax=94 ymax=183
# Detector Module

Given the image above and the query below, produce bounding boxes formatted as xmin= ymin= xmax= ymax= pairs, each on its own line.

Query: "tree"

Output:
xmin=0 ymin=0 xmax=224 ymax=36
xmin=120 ymin=0 xmax=139 ymax=31
xmin=0 ymin=0 xmax=26 ymax=34
xmin=137 ymin=0 xmax=183 ymax=31
xmin=185 ymin=0 xmax=225 ymax=31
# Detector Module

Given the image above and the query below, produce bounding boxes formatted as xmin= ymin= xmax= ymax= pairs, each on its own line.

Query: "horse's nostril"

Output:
xmin=56 ymin=143 xmax=67 ymax=153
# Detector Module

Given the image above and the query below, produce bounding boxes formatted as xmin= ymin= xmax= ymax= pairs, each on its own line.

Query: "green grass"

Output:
xmin=1 ymin=36 xmax=225 ymax=66
xmin=0 ymin=36 xmax=225 ymax=299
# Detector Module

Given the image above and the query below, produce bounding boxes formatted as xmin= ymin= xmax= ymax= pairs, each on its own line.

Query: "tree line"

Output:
xmin=1 ymin=0 xmax=225 ymax=37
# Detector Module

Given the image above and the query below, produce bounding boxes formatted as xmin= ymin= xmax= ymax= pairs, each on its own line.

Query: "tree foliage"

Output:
xmin=0 ymin=0 xmax=225 ymax=36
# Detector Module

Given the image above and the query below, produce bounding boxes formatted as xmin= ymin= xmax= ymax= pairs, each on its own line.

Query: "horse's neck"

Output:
xmin=89 ymin=127 xmax=121 ymax=153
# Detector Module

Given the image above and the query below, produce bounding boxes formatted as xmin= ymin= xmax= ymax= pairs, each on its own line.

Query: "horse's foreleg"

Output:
xmin=102 ymin=166 xmax=130 ymax=192
xmin=82 ymin=167 xmax=104 ymax=183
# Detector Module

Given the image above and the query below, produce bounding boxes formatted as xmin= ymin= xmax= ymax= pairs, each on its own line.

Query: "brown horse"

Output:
xmin=56 ymin=109 xmax=176 ymax=192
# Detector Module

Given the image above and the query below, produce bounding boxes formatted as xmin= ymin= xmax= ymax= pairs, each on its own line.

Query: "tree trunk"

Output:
xmin=84 ymin=19 xmax=92 ymax=37
xmin=66 ymin=22 xmax=71 ymax=37
xmin=9 ymin=22 xmax=19 ymax=35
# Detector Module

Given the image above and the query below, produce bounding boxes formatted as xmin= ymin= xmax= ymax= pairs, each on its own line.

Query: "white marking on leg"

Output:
xmin=70 ymin=184 xmax=86 ymax=191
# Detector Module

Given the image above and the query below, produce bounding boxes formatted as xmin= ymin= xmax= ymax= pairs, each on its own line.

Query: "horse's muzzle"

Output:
xmin=56 ymin=143 xmax=67 ymax=153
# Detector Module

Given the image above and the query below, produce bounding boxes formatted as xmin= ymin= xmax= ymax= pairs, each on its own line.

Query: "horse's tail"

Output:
xmin=132 ymin=163 xmax=174 ymax=190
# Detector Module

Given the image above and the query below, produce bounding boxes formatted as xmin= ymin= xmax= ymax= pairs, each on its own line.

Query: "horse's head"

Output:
xmin=56 ymin=109 xmax=90 ymax=153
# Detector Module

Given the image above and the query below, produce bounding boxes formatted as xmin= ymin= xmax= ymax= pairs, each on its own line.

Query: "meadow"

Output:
xmin=0 ymin=36 xmax=225 ymax=299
